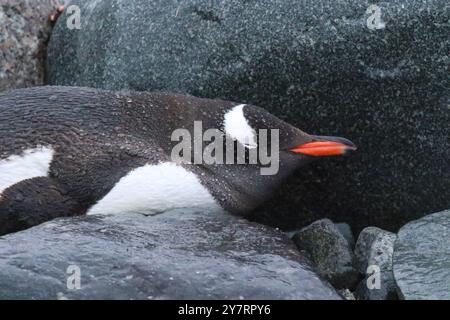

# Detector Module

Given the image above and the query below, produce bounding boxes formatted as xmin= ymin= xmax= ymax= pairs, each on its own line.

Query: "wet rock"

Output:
xmin=0 ymin=209 xmax=340 ymax=300
xmin=354 ymin=227 xmax=397 ymax=300
xmin=338 ymin=289 xmax=356 ymax=300
xmin=393 ymin=210 xmax=450 ymax=300
xmin=292 ymin=219 xmax=358 ymax=289
xmin=354 ymin=227 xmax=384 ymax=274
xmin=335 ymin=222 xmax=355 ymax=249
xmin=0 ymin=0 xmax=62 ymax=91
xmin=47 ymin=0 xmax=450 ymax=232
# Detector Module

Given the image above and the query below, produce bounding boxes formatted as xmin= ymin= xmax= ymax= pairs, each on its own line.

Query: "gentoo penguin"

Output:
xmin=0 ymin=86 xmax=356 ymax=235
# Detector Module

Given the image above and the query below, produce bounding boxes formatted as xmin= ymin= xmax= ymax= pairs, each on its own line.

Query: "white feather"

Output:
xmin=87 ymin=162 xmax=220 ymax=215
xmin=223 ymin=104 xmax=257 ymax=148
xmin=0 ymin=146 xmax=54 ymax=195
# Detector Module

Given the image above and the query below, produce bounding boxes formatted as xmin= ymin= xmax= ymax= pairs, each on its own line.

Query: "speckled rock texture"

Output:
xmin=393 ymin=210 xmax=450 ymax=300
xmin=0 ymin=209 xmax=341 ymax=300
xmin=292 ymin=219 xmax=358 ymax=289
xmin=46 ymin=0 xmax=450 ymax=233
xmin=335 ymin=222 xmax=355 ymax=249
xmin=0 ymin=0 xmax=63 ymax=92
xmin=338 ymin=289 xmax=356 ymax=300
xmin=355 ymin=227 xmax=387 ymax=273
xmin=354 ymin=227 xmax=397 ymax=300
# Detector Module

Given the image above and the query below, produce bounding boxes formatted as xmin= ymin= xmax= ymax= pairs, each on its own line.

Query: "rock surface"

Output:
xmin=338 ymin=289 xmax=356 ymax=301
xmin=393 ymin=210 xmax=450 ymax=300
xmin=0 ymin=209 xmax=340 ymax=300
xmin=354 ymin=227 xmax=397 ymax=300
xmin=47 ymin=0 xmax=450 ymax=232
xmin=0 ymin=0 xmax=61 ymax=92
xmin=354 ymin=227 xmax=385 ymax=274
xmin=292 ymin=219 xmax=358 ymax=289
xmin=335 ymin=222 xmax=355 ymax=249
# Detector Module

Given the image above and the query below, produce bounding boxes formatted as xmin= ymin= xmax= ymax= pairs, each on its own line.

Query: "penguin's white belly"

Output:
xmin=87 ymin=162 xmax=220 ymax=215
xmin=0 ymin=146 xmax=54 ymax=196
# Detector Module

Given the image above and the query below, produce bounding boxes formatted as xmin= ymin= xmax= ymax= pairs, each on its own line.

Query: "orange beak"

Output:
xmin=290 ymin=138 xmax=357 ymax=157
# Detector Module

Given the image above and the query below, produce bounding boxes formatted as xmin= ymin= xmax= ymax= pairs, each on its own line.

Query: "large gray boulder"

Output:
xmin=393 ymin=210 xmax=450 ymax=300
xmin=0 ymin=209 xmax=340 ymax=300
xmin=46 ymin=0 xmax=450 ymax=232
xmin=0 ymin=0 xmax=61 ymax=91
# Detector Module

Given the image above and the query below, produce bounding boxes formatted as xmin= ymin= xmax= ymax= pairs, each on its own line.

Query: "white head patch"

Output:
xmin=223 ymin=104 xmax=257 ymax=148
xmin=0 ymin=146 xmax=54 ymax=194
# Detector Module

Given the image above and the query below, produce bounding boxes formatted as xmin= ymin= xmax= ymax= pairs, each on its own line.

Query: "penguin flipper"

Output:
xmin=0 ymin=177 xmax=80 ymax=236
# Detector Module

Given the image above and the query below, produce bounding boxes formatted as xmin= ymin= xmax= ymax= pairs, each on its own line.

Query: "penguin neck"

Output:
xmin=199 ymin=155 xmax=305 ymax=214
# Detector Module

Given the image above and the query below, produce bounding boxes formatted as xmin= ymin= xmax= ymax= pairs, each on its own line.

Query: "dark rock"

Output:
xmin=292 ymin=219 xmax=358 ymax=289
xmin=354 ymin=278 xmax=397 ymax=300
xmin=288 ymin=221 xmax=355 ymax=248
xmin=335 ymin=222 xmax=355 ymax=249
xmin=393 ymin=210 xmax=450 ymax=300
xmin=0 ymin=209 xmax=340 ymax=300
xmin=46 ymin=0 xmax=450 ymax=233
xmin=0 ymin=0 xmax=61 ymax=91
xmin=354 ymin=227 xmax=397 ymax=300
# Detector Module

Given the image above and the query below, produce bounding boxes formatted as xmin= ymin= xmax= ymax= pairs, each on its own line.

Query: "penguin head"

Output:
xmin=221 ymin=103 xmax=356 ymax=165
xmin=197 ymin=102 xmax=357 ymax=213
xmin=162 ymin=94 xmax=356 ymax=214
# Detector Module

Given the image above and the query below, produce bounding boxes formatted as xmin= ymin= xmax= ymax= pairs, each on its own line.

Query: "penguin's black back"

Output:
xmin=0 ymin=86 xmax=122 ymax=158
xmin=0 ymin=86 xmax=309 ymax=217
